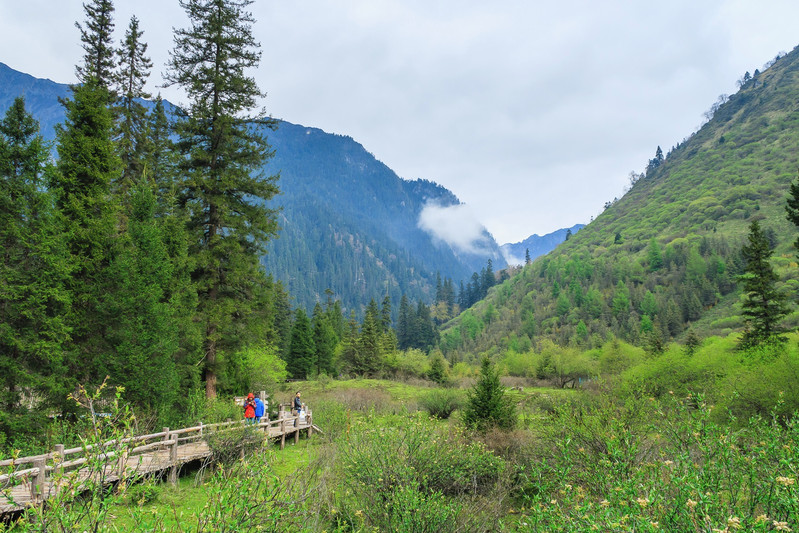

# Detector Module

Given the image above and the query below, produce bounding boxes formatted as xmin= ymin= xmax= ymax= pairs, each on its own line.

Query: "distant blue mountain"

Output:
xmin=0 ymin=62 xmax=505 ymax=315
xmin=501 ymin=224 xmax=585 ymax=265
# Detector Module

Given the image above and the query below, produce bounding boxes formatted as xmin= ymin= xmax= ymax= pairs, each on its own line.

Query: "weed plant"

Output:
xmin=324 ymin=412 xmax=508 ymax=532
xmin=418 ymin=389 xmax=464 ymax=419
xmin=515 ymin=392 xmax=799 ymax=532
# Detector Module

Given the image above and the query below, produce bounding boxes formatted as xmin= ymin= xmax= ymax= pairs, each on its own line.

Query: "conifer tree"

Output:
xmin=287 ymin=309 xmax=315 ymax=379
xmin=105 ymin=184 xmax=179 ymax=409
xmin=75 ymin=0 xmax=116 ymax=89
xmin=147 ymin=95 xmax=177 ymax=208
xmin=380 ymin=294 xmax=392 ymax=333
xmin=357 ymin=300 xmax=383 ymax=375
xmin=114 ymin=15 xmax=152 ymax=190
xmin=786 ymin=176 xmax=799 ymax=258
xmin=463 ymin=357 xmax=516 ymax=431
xmin=525 ymin=248 xmax=531 ymax=265
xmin=52 ymin=64 xmax=120 ymax=392
xmin=738 ymin=220 xmax=788 ymax=348
xmin=311 ymin=303 xmax=336 ymax=376
xmin=165 ymin=0 xmax=280 ymax=397
xmin=0 ymin=98 xmax=71 ymax=414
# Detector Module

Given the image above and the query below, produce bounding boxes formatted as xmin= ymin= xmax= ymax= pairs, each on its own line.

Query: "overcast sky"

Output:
xmin=2 ymin=1 xmax=799 ymax=244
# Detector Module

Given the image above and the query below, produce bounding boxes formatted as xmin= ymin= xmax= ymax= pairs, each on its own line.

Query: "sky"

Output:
xmin=2 ymin=1 xmax=799 ymax=245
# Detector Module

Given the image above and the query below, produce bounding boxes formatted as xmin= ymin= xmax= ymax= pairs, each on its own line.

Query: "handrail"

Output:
xmin=0 ymin=406 xmax=314 ymax=501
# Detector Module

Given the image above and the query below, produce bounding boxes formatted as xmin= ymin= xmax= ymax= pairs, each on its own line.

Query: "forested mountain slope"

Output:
xmin=440 ymin=47 xmax=799 ymax=358
xmin=0 ymin=62 xmax=505 ymax=316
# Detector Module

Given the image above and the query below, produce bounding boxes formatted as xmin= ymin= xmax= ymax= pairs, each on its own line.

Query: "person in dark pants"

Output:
xmin=293 ymin=391 xmax=302 ymax=414
xmin=254 ymin=393 xmax=265 ymax=425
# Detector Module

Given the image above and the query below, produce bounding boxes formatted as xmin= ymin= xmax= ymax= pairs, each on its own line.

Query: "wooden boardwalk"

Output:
xmin=0 ymin=408 xmax=319 ymax=514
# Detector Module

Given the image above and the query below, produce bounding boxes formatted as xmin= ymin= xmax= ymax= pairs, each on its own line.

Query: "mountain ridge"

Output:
xmin=0 ymin=61 xmax=506 ymax=316
xmin=439 ymin=45 xmax=799 ymax=357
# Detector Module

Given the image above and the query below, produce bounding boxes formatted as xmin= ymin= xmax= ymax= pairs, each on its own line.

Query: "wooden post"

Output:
xmin=33 ymin=458 xmax=46 ymax=501
xmin=116 ymin=447 xmax=128 ymax=478
xmin=280 ymin=414 xmax=286 ymax=450
xmin=54 ymin=444 xmax=65 ymax=478
xmin=169 ymin=431 xmax=178 ymax=485
xmin=199 ymin=421 xmax=203 ymax=438
xmin=294 ymin=411 xmax=300 ymax=445
xmin=307 ymin=410 xmax=313 ymax=437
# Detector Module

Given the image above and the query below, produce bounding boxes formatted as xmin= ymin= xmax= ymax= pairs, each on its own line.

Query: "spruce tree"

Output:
xmin=287 ymin=309 xmax=315 ymax=379
xmin=105 ymin=184 xmax=179 ymax=410
xmin=0 ymin=98 xmax=71 ymax=415
xmin=786 ymin=176 xmax=799 ymax=258
xmin=463 ymin=357 xmax=516 ymax=431
xmin=311 ymin=303 xmax=336 ymax=376
xmin=738 ymin=220 xmax=789 ymax=348
xmin=165 ymin=0 xmax=280 ymax=397
xmin=75 ymin=0 xmax=116 ymax=89
xmin=114 ymin=15 xmax=152 ymax=190
xmin=51 ymin=79 xmax=120 ymax=392
xmin=357 ymin=300 xmax=383 ymax=375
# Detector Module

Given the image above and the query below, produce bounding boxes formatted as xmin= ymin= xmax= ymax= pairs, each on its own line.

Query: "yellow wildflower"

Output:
xmin=727 ymin=516 xmax=741 ymax=530
xmin=776 ymin=476 xmax=795 ymax=486
xmin=600 ymin=499 xmax=610 ymax=507
xmin=650 ymin=522 xmax=659 ymax=529
xmin=773 ymin=521 xmax=792 ymax=532
xmin=685 ymin=499 xmax=698 ymax=510
xmin=636 ymin=497 xmax=649 ymax=508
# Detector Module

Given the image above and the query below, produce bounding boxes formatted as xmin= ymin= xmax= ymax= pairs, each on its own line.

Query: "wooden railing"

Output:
xmin=0 ymin=406 xmax=315 ymax=511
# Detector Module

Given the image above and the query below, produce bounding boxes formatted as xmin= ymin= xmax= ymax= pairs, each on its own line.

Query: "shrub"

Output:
xmin=418 ymin=389 xmax=463 ymax=419
xmin=331 ymin=414 xmax=506 ymax=531
xmin=125 ymin=481 xmax=161 ymax=506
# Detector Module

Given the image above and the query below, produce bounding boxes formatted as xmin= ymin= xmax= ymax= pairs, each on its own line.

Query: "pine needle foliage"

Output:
xmin=738 ymin=219 xmax=789 ymax=348
xmin=463 ymin=357 xmax=516 ymax=431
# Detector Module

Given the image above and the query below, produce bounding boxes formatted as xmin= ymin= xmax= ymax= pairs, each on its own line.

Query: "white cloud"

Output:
xmin=417 ymin=202 xmax=494 ymax=256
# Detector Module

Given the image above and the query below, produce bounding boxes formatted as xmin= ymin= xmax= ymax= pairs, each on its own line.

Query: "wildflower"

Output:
xmin=650 ymin=522 xmax=659 ymax=529
xmin=600 ymin=499 xmax=610 ymax=507
xmin=354 ymin=510 xmax=364 ymax=518
xmin=755 ymin=515 xmax=768 ymax=523
xmin=565 ymin=484 xmax=573 ymax=491
xmin=663 ymin=460 xmax=674 ymax=466
xmin=578 ymin=447 xmax=585 ymax=453
xmin=776 ymin=476 xmax=795 ymax=486
xmin=550 ymin=499 xmax=557 ymax=505
xmin=773 ymin=521 xmax=791 ymax=532
xmin=636 ymin=497 xmax=649 ymax=508
xmin=685 ymin=499 xmax=698 ymax=509
xmin=727 ymin=516 xmax=741 ymax=530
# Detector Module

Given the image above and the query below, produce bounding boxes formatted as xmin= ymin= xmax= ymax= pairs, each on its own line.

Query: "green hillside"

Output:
xmin=441 ymin=47 xmax=799 ymax=359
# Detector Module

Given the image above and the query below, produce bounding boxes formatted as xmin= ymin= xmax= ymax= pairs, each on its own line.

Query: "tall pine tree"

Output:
xmin=165 ymin=0 xmax=280 ymax=398
xmin=0 ymin=98 xmax=71 ymax=418
xmin=738 ymin=220 xmax=788 ymax=348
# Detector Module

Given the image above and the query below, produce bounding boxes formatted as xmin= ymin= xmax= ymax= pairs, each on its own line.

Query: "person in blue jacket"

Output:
xmin=254 ymin=393 xmax=265 ymax=424
xmin=293 ymin=391 xmax=302 ymax=414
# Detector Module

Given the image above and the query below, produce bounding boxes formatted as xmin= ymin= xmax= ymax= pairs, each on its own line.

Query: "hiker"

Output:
xmin=293 ymin=391 xmax=302 ymax=415
xmin=254 ymin=393 xmax=265 ymax=424
xmin=243 ymin=393 xmax=256 ymax=424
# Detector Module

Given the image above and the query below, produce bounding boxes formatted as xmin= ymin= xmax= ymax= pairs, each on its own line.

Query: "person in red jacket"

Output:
xmin=243 ymin=393 xmax=256 ymax=424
